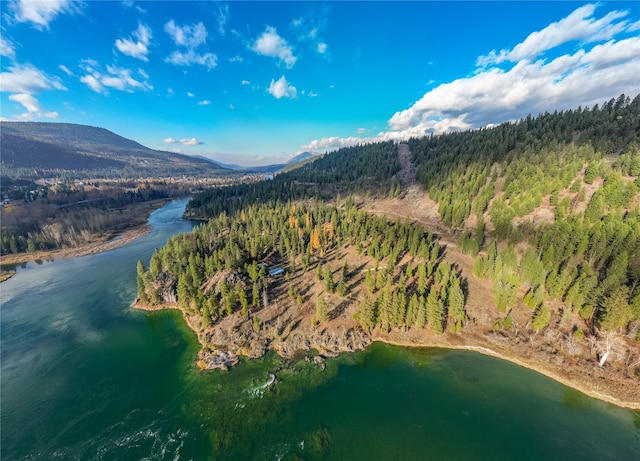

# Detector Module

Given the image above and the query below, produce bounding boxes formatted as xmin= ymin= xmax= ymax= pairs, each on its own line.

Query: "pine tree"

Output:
xmin=415 ymin=295 xmax=427 ymax=329
xmin=136 ymin=260 xmax=148 ymax=303
xmin=236 ymin=282 xmax=248 ymax=316
xmin=324 ymin=265 xmax=335 ymax=293
xmin=448 ymin=277 xmax=465 ymax=331
xmin=378 ymin=282 xmax=393 ymax=333
xmin=366 ymin=268 xmax=376 ymax=294
xmin=417 ymin=263 xmax=427 ymax=295
xmin=532 ymin=303 xmax=551 ymax=332
xmin=357 ymin=296 xmax=377 ymax=332
xmin=426 ymin=288 xmax=445 ymax=334
xmin=252 ymin=282 xmax=261 ymax=308
xmin=600 ymin=286 xmax=633 ymax=332
xmin=315 ymin=296 xmax=328 ymax=324
xmin=337 ymin=278 xmax=347 ymax=297
xmin=406 ymin=293 xmax=420 ymax=328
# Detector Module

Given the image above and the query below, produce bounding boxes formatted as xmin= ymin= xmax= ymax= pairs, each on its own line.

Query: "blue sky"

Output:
xmin=1 ymin=1 xmax=639 ymax=166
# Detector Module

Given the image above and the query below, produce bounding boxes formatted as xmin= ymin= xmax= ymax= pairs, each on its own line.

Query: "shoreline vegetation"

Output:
xmin=131 ymin=298 xmax=640 ymax=410
xmin=0 ymin=198 xmax=168 ymax=269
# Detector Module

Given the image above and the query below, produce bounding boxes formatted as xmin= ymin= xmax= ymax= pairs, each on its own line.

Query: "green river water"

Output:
xmin=1 ymin=199 xmax=639 ymax=460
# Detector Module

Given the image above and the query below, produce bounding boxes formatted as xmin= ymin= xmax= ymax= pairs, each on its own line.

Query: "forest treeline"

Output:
xmin=138 ymin=199 xmax=466 ymax=334
xmin=185 ymin=141 xmax=400 ymax=218
xmin=183 ymin=93 xmax=640 ymax=336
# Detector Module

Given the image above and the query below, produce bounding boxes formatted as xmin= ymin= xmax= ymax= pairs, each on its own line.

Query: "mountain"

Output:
xmin=202 ymin=151 xmax=317 ymax=174
xmin=215 ymin=161 xmax=286 ymax=174
xmin=0 ymin=122 xmax=226 ymax=179
xmin=286 ymin=151 xmax=315 ymax=165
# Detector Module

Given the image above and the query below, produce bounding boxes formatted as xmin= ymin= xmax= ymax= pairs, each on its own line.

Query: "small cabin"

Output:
xmin=268 ymin=267 xmax=284 ymax=277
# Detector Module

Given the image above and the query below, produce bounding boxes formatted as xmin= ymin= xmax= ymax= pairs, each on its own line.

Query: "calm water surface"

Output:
xmin=1 ymin=199 xmax=638 ymax=460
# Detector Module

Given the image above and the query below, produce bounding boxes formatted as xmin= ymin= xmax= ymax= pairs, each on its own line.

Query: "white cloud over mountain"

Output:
xmin=8 ymin=93 xmax=58 ymax=119
xmin=302 ymin=3 xmax=640 ymax=152
xmin=163 ymin=137 xmax=204 ymax=146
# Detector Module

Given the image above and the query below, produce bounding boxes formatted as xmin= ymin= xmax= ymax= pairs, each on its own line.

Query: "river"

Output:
xmin=1 ymin=199 xmax=638 ymax=460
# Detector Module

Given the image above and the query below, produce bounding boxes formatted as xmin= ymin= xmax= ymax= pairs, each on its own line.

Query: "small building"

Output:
xmin=268 ymin=267 xmax=284 ymax=277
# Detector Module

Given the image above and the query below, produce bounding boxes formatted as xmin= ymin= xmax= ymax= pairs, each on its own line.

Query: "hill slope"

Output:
xmin=0 ymin=122 xmax=226 ymax=178
xmin=152 ymin=94 xmax=640 ymax=406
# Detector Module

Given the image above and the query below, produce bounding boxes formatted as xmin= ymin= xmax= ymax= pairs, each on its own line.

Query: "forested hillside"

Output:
xmin=407 ymin=94 xmax=640 ymax=336
xmin=183 ymin=94 xmax=640 ymax=341
xmin=185 ymin=141 xmax=400 ymax=217
xmin=138 ymin=94 xmax=640 ymax=402
xmin=138 ymin=200 xmax=465 ymax=338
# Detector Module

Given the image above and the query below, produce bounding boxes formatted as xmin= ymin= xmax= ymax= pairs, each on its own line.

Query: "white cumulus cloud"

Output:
xmin=477 ymin=3 xmax=628 ymax=66
xmin=198 ymin=100 xmax=211 ymax=106
xmin=165 ymin=50 xmax=217 ymax=69
xmin=163 ymin=20 xmax=217 ymax=69
xmin=215 ymin=2 xmax=229 ymax=36
xmin=8 ymin=0 xmax=80 ymax=29
xmin=0 ymin=63 xmax=66 ymax=93
xmin=180 ymin=137 xmax=203 ymax=146
xmin=79 ymin=62 xmax=153 ymax=94
xmin=268 ymin=75 xmax=297 ymax=99
xmin=9 ymin=93 xmax=58 ymax=119
xmin=115 ymin=22 xmax=152 ymax=61
xmin=58 ymin=64 xmax=73 ymax=76
xmin=162 ymin=137 xmax=204 ymax=146
xmin=164 ymin=20 xmax=207 ymax=48
xmin=251 ymin=26 xmax=297 ymax=68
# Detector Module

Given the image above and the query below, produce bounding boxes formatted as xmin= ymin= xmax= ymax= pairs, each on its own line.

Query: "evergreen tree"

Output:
xmin=600 ymin=286 xmax=633 ymax=332
xmin=532 ymin=303 xmax=551 ymax=332
xmin=357 ymin=295 xmax=377 ymax=332
xmin=136 ymin=260 xmax=148 ymax=303
xmin=315 ymin=296 xmax=328 ymax=323
xmin=448 ymin=277 xmax=465 ymax=331
xmin=426 ymin=288 xmax=445 ymax=334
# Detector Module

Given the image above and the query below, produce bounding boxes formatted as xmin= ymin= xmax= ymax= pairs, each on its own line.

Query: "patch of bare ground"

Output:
xmin=397 ymin=143 xmax=417 ymax=186
xmin=0 ymin=271 xmax=16 ymax=282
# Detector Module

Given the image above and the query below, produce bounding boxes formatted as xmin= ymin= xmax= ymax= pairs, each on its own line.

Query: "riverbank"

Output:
xmin=132 ymin=293 xmax=640 ymax=410
xmin=375 ymin=333 xmax=640 ymax=411
xmin=0 ymin=199 xmax=168 ymax=268
xmin=0 ymin=225 xmax=152 ymax=267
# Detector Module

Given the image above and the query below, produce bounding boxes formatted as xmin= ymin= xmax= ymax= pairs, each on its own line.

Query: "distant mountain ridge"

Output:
xmin=0 ymin=122 xmax=226 ymax=179
xmin=200 ymin=151 xmax=318 ymax=173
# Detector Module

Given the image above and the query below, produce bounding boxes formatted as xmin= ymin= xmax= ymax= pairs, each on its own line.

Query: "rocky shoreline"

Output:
xmin=132 ymin=299 xmax=640 ymax=410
